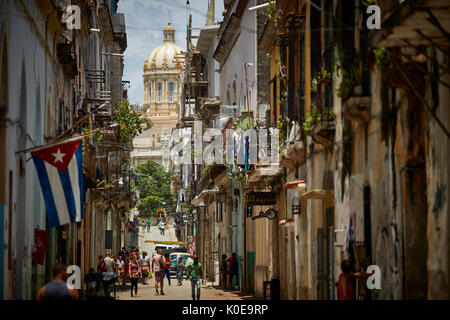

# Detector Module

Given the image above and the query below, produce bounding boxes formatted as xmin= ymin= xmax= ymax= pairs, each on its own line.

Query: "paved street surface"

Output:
xmin=116 ymin=224 xmax=252 ymax=300
xmin=116 ymin=278 xmax=250 ymax=300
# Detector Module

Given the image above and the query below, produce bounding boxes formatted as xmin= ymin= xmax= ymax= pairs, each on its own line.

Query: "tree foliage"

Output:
xmin=113 ymin=99 xmax=152 ymax=144
xmin=134 ymin=160 xmax=176 ymax=218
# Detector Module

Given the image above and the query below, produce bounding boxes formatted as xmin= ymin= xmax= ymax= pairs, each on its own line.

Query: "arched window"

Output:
xmin=157 ymin=82 xmax=162 ymax=102
xmin=168 ymin=82 xmax=174 ymax=103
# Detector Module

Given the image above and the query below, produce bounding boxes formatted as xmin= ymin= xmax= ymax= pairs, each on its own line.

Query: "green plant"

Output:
xmin=312 ymin=78 xmax=319 ymax=93
xmin=302 ymin=107 xmax=335 ymax=137
xmin=267 ymin=0 xmax=277 ymax=23
xmin=374 ymin=47 xmax=387 ymax=71
xmin=134 ymin=160 xmax=176 ymax=218
xmin=113 ymin=99 xmax=153 ymax=144
xmin=361 ymin=0 xmax=375 ymax=7
xmin=276 ymin=115 xmax=289 ymax=143
xmin=302 ymin=114 xmax=314 ymax=137
xmin=202 ymin=165 xmax=211 ymax=178
xmin=312 ymin=70 xmax=332 ymax=93
xmin=336 ymin=55 xmax=363 ymax=99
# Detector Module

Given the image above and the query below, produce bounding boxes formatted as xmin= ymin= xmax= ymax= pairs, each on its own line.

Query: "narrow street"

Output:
xmin=1 ymin=0 xmax=449 ymax=303
xmin=116 ymin=225 xmax=249 ymax=300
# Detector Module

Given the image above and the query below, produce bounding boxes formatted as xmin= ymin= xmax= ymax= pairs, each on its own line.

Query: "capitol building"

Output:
xmin=131 ymin=22 xmax=184 ymax=170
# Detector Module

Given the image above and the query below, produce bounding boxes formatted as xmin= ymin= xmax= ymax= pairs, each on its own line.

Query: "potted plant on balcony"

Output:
xmin=336 ymin=55 xmax=363 ymax=99
xmin=311 ymin=70 xmax=332 ymax=93
xmin=302 ymin=107 xmax=335 ymax=147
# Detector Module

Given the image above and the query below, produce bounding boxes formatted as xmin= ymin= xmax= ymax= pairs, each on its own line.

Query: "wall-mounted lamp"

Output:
xmin=292 ymin=197 xmax=301 ymax=215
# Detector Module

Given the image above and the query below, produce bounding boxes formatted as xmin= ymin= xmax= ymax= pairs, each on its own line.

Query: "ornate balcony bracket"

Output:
xmin=286 ymin=140 xmax=306 ymax=162
xmin=312 ymin=121 xmax=335 ymax=148
xmin=343 ymin=97 xmax=371 ymax=123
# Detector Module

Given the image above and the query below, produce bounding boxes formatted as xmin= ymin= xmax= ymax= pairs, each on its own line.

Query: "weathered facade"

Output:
xmin=171 ymin=0 xmax=449 ymax=301
xmin=0 ymin=0 xmax=129 ymax=300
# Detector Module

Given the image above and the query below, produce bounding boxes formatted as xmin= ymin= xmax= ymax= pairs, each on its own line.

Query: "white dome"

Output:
xmin=144 ymin=43 xmax=184 ymax=71
xmin=143 ymin=22 xmax=184 ymax=72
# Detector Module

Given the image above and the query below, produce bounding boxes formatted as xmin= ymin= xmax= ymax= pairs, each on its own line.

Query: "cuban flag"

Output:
xmin=31 ymin=139 xmax=84 ymax=227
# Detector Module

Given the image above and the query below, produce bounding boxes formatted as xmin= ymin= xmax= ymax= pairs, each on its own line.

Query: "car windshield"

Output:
xmin=170 ymin=254 xmax=190 ymax=265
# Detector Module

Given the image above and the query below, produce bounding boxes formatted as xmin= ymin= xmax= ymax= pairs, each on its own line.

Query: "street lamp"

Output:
xmin=182 ymin=214 xmax=188 ymax=245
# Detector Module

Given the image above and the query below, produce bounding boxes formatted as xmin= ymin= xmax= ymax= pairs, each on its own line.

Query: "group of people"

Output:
xmin=36 ymin=246 xmax=204 ymax=300
xmin=220 ymin=252 xmax=240 ymax=290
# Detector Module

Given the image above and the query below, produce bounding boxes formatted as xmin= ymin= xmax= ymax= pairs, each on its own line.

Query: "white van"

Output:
xmin=152 ymin=243 xmax=177 ymax=257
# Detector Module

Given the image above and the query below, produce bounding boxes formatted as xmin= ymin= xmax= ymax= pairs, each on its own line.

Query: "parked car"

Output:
xmin=152 ymin=244 xmax=177 ymax=257
xmin=169 ymin=252 xmax=191 ymax=279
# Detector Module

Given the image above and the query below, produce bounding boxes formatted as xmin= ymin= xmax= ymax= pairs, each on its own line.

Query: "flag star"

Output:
xmin=52 ymin=148 xmax=65 ymax=163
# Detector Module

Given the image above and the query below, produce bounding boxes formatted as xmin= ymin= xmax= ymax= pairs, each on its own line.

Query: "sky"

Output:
xmin=117 ymin=0 xmax=224 ymax=106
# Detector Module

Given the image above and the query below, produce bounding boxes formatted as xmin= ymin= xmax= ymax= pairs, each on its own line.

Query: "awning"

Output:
xmin=285 ymin=180 xmax=306 ymax=190
xmin=302 ymin=189 xmax=333 ymax=200
xmin=248 ymin=165 xmax=283 ymax=183
xmin=191 ymin=188 xmax=219 ymax=206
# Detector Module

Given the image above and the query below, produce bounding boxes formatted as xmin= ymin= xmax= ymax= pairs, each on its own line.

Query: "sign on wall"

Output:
xmin=245 ymin=192 xmax=276 ymax=205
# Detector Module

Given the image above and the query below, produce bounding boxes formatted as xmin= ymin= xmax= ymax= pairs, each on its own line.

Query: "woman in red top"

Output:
xmin=337 ymin=260 xmax=354 ymax=300
xmin=97 ymin=255 xmax=107 ymax=273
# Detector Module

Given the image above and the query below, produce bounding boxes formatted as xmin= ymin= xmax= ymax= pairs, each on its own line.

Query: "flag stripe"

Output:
xmin=67 ymin=145 xmax=81 ymax=222
xmin=75 ymin=143 xmax=84 ymax=221
xmin=44 ymin=162 xmax=71 ymax=225
xmin=32 ymin=156 xmax=60 ymax=227
xmin=58 ymin=166 xmax=77 ymax=221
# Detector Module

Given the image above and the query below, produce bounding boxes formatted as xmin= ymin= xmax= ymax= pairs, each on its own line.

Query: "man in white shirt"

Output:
xmin=104 ymin=253 xmax=115 ymax=273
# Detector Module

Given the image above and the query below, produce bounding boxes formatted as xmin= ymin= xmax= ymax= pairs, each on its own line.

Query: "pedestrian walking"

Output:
xmin=129 ymin=254 xmax=141 ymax=297
xmin=186 ymin=255 xmax=202 ymax=300
xmin=220 ymin=254 xmax=228 ymax=289
xmin=336 ymin=259 xmax=371 ymax=300
xmin=152 ymin=248 xmax=166 ymax=295
xmin=97 ymin=255 xmax=107 ymax=273
xmin=163 ymin=253 xmax=171 ymax=286
xmin=118 ymin=247 xmax=128 ymax=262
xmin=175 ymin=257 xmax=185 ymax=286
xmin=37 ymin=264 xmax=79 ymax=300
xmin=159 ymin=220 xmax=165 ymax=235
xmin=84 ymin=268 xmax=98 ymax=297
xmin=147 ymin=219 xmax=151 ymax=232
xmin=227 ymin=252 xmax=239 ymax=289
xmin=104 ymin=253 xmax=115 ymax=273
xmin=122 ymin=254 xmax=130 ymax=290
xmin=337 ymin=260 xmax=355 ymax=300
xmin=116 ymin=256 xmax=125 ymax=282
xmin=139 ymin=251 xmax=150 ymax=285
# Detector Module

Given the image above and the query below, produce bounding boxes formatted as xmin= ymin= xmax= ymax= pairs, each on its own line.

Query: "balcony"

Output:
xmin=56 ymin=43 xmax=78 ymax=78
xmin=97 ymin=0 xmax=115 ymax=46
xmin=112 ymin=13 xmax=127 ymax=52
